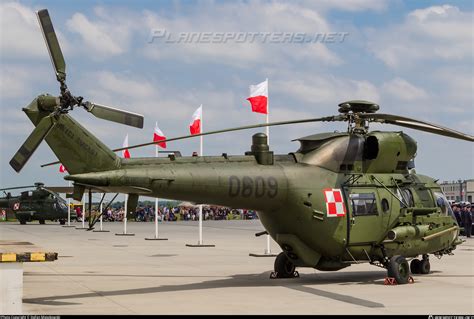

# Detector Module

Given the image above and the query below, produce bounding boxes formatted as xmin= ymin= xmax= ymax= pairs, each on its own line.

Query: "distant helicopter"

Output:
xmin=0 ymin=182 xmax=75 ymax=225
xmin=9 ymin=9 xmax=474 ymax=284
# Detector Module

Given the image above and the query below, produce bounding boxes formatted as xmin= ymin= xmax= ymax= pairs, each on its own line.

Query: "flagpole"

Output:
xmin=99 ymin=193 xmax=104 ymax=231
xmin=67 ymin=181 xmax=71 ymax=226
xmin=265 ymin=78 xmax=271 ymax=255
xmin=124 ymin=194 xmax=128 ymax=233
xmin=266 ymin=78 xmax=269 ymax=144
xmin=155 ymin=144 xmax=159 ymax=239
xmin=185 ymin=105 xmax=214 ymax=248
xmin=199 ymin=105 xmax=203 ymax=245
xmin=82 ymin=195 xmax=85 ymax=229
xmin=155 ymin=122 xmax=159 ymax=238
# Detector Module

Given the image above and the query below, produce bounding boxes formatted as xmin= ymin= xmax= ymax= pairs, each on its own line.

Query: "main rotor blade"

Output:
xmin=0 ymin=185 xmax=36 ymax=191
xmin=83 ymin=102 xmax=144 ymax=129
xmin=43 ymin=186 xmax=74 ymax=194
xmin=10 ymin=115 xmax=57 ymax=173
xmin=40 ymin=114 xmax=342 ymax=167
xmin=113 ymin=115 xmax=342 ymax=152
xmin=37 ymin=9 xmax=66 ymax=82
xmin=359 ymin=113 xmax=474 ymax=142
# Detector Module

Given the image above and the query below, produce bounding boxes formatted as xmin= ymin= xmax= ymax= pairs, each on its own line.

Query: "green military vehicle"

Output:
xmin=0 ymin=183 xmax=76 ymax=224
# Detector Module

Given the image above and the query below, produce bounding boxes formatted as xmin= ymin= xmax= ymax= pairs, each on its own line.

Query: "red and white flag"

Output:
xmin=59 ymin=164 xmax=67 ymax=173
xmin=153 ymin=122 xmax=167 ymax=149
xmin=246 ymin=79 xmax=268 ymax=114
xmin=122 ymin=134 xmax=131 ymax=158
xmin=189 ymin=105 xmax=202 ymax=135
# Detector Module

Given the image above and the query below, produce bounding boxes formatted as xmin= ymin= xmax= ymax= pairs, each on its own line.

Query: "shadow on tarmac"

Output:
xmin=24 ymin=271 xmax=386 ymax=308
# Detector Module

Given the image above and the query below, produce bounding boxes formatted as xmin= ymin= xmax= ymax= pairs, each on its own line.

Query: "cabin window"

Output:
xmin=349 ymin=193 xmax=378 ymax=216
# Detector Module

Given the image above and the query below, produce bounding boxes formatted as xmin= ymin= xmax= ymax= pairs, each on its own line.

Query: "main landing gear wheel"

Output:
xmin=410 ymin=259 xmax=421 ymax=274
xmin=19 ymin=219 xmax=27 ymax=225
xmin=387 ymin=255 xmax=410 ymax=284
xmin=419 ymin=256 xmax=430 ymax=275
xmin=271 ymin=252 xmax=299 ymax=279
xmin=59 ymin=219 xmax=66 ymax=225
xmin=39 ymin=219 xmax=45 ymax=225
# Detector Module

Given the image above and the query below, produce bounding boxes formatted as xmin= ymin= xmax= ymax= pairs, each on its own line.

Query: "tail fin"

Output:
xmin=24 ymin=98 xmax=119 ymax=174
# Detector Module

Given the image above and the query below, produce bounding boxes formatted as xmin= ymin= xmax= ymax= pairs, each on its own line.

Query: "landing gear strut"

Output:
xmin=270 ymin=252 xmax=299 ymax=279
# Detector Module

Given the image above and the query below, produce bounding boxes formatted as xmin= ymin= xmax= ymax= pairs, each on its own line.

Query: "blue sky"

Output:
xmin=0 ymin=0 xmax=473 ymax=194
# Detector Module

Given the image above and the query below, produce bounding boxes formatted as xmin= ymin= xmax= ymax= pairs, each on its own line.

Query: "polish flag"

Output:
xmin=122 ymin=134 xmax=131 ymax=158
xmin=189 ymin=105 xmax=202 ymax=135
xmin=59 ymin=164 xmax=67 ymax=173
xmin=246 ymin=79 xmax=268 ymax=114
xmin=153 ymin=122 xmax=167 ymax=149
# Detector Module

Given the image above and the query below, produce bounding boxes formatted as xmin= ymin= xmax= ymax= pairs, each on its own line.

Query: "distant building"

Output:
xmin=439 ymin=179 xmax=474 ymax=203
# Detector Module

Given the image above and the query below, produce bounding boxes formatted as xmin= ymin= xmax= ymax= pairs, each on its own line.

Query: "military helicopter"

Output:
xmin=10 ymin=9 xmax=474 ymax=284
xmin=0 ymin=182 xmax=74 ymax=225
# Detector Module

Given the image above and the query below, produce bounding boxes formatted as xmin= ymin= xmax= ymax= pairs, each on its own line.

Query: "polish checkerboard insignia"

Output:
xmin=323 ymin=189 xmax=346 ymax=217
xmin=13 ymin=202 xmax=20 ymax=210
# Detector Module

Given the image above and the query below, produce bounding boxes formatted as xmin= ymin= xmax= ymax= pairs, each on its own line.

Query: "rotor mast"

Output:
xmin=337 ymin=100 xmax=379 ymax=135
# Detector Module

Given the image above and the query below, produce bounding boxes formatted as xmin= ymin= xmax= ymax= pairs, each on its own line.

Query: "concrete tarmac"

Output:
xmin=1 ymin=220 xmax=473 ymax=315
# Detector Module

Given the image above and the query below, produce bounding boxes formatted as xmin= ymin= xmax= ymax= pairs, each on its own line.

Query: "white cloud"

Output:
xmin=141 ymin=2 xmax=342 ymax=67
xmin=381 ymin=77 xmax=428 ymax=101
xmin=67 ymin=13 xmax=123 ymax=56
xmin=367 ymin=5 xmax=473 ymax=68
xmin=0 ymin=2 xmax=70 ymax=61
xmin=274 ymin=74 xmax=379 ymax=111
xmin=0 ymin=65 xmax=54 ymax=99
xmin=65 ymin=6 xmax=138 ymax=58
xmin=300 ymin=0 xmax=388 ymax=12
xmin=0 ymin=2 xmax=47 ymax=59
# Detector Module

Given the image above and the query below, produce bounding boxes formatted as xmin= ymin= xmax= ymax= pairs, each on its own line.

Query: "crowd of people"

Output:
xmin=451 ymin=202 xmax=473 ymax=238
xmin=76 ymin=205 xmax=258 ymax=223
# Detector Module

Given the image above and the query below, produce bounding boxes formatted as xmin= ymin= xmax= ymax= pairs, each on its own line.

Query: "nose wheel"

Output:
xmin=410 ymin=255 xmax=430 ymax=275
xmin=270 ymin=252 xmax=299 ymax=279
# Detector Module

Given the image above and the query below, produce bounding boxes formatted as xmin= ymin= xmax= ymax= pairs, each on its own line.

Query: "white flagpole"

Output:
xmin=155 ymin=136 xmax=159 ymax=239
xmin=199 ymin=105 xmax=203 ymax=245
xmin=124 ymin=194 xmax=128 ymax=234
xmin=265 ymin=78 xmax=271 ymax=255
xmin=266 ymin=78 xmax=269 ymax=144
xmin=99 ymin=193 xmax=104 ymax=231
xmin=67 ymin=181 xmax=71 ymax=226
xmin=82 ymin=195 xmax=85 ymax=228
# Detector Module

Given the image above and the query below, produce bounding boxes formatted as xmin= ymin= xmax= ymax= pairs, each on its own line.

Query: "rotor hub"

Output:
xmin=337 ymin=101 xmax=379 ymax=134
xmin=338 ymin=100 xmax=379 ymax=114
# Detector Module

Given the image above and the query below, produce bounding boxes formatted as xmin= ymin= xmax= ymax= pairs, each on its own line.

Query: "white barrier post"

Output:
xmin=94 ymin=193 xmax=109 ymax=232
xmin=198 ymin=204 xmax=203 ymax=245
xmin=116 ymin=194 xmax=134 ymax=236
xmin=76 ymin=194 xmax=86 ymax=229
xmin=155 ymin=199 xmax=158 ymax=237
xmin=145 ymin=197 xmax=167 ymax=240
xmin=82 ymin=195 xmax=85 ymax=228
xmin=63 ymin=182 xmax=74 ymax=228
